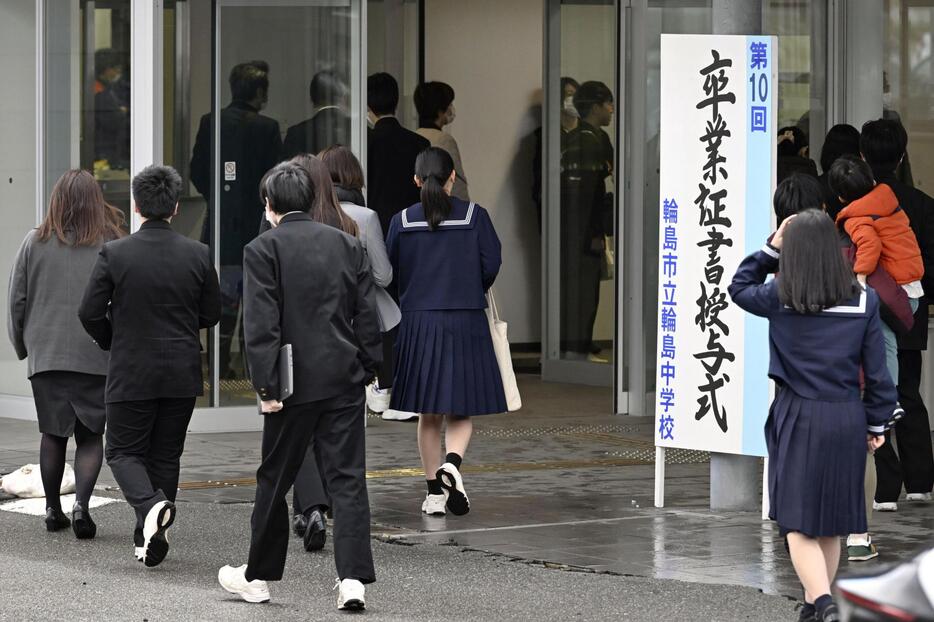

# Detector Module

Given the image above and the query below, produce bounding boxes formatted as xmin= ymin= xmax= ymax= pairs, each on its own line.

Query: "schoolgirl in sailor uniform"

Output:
xmin=386 ymin=147 xmax=506 ymax=517
xmin=728 ymin=210 xmax=896 ymax=622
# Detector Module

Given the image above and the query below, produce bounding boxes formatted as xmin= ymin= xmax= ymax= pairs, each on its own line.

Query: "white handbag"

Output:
xmin=0 ymin=463 xmax=75 ymax=498
xmin=486 ymin=291 xmax=522 ymax=412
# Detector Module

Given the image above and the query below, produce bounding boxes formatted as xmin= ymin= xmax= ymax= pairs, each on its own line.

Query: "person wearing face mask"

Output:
xmin=190 ymin=60 xmax=282 ymax=379
xmin=414 ymin=81 xmax=469 ymax=201
xmin=533 ymin=77 xmax=579 ymax=226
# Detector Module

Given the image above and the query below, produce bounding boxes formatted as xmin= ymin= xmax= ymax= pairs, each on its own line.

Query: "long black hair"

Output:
xmin=414 ymin=147 xmax=454 ymax=230
xmin=776 ymin=209 xmax=860 ymax=314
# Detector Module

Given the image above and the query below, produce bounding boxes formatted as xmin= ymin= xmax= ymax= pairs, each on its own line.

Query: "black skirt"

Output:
xmin=30 ymin=371 xmax=106 ymax=437
xmin=767 ymin=388 xmax=868 ymax=537
xmin=390 ymin=309 xmax=507 ymax=416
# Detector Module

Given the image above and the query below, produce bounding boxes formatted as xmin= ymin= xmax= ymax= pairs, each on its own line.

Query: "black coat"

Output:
xmin=878 ymin=173 xmax=934 ymax=350
xmin=367 ymin=117 xmax=430 ymax=232
xmin=242 ymin=212 xmax=381 ymax=405
xmin=78 ymin=221 xmax=222 ymax=402
xmin=282 ymin=107 xmax=351 ymax=159
xmin=190 ymin=101 xmax=282 ymax=265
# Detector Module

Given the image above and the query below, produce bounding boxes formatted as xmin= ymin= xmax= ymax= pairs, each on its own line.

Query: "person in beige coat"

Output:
xmin=414 ymin=81 xmax=469 ymax=201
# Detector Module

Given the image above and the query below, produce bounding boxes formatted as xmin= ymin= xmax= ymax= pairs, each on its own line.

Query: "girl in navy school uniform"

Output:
xmin=728 ymin=209 xmax=895 ymax=622
xmin=386 ymin=147 xmax=506 ymax=517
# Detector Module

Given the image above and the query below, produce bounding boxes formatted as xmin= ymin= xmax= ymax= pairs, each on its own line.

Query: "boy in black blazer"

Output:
xmin=79 ymin=165 xmax=221 ymax=568
xmin=218 ymin=162 xmax=381 ymax=611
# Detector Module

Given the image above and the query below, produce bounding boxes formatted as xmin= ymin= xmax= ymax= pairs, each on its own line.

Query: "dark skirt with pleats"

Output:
xmin=390 ymin=309 xmax=507 ymax=416
xmin=30 ymin=371 xmax=106 ymax=437
xmin=767 ymin=387 xmax=868 ymax=537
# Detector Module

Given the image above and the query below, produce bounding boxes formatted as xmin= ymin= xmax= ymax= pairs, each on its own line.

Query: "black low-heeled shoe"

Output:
xmin=72 ymin=502 xmax=97 ymax=539
xmin=293 ymin=513 xmax=309 ymax=538
xmin=45 ymin=507 xmax=71 ymax=532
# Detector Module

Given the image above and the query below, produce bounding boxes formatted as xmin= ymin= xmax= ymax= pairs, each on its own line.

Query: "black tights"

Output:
xmin=40 ymin=420 xmax=103 ymax=511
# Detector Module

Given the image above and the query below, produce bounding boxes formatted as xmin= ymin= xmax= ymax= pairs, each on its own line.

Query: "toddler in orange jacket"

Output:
xmin=829 ymin=154 xmax=923 ymax=384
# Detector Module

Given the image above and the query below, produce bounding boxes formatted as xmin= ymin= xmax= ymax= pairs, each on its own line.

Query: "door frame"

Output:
xmin=541 ymin=0 xmax=627 ymax=413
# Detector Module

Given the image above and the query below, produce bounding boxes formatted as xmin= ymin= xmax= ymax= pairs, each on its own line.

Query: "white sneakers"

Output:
xmin=906 ymin=492 xmax=932 ymax=502
xmin=337 ymin=578 xmax=366 ymax=611
xmin=218 ymin=565 xmax=270 ymax=603
xmin=218 ymin=565 xmax=366 ymax=611
xmin=422 ymin=493 xmax=447 ymax=516
xmin=381 ymin=409 xmax=418 ymax=422
xmin=366 ymin=383 xmax=391 ymax=413
xmin=367 ymin=382 xmax=418 ymax=421
xmin=872 ymin=501 xmax=898 ymax=512
xmin=437 ymin=463 xmax=470 ymax=516
xmin=141 ymin=500 xmax=175 ymax=567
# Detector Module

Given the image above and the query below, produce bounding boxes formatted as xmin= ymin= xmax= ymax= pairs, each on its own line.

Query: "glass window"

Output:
xmin=194 ymin=1 xmax=361 ymax=407
xmin=885 ymin=0 xmax=934 ymax=191
xmin=556 ymin=0 xmax=619 ymax=368
xmin=45 ymin=0 xmax=132 ymax=224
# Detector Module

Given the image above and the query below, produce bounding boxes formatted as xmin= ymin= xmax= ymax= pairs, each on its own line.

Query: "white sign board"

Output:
xmin=655 ymin=34 xmax=777 ymax=457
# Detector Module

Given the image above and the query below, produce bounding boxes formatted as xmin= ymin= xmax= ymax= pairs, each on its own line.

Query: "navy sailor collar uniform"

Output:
xmin=387 ymin=198 xmax=502 ymax=313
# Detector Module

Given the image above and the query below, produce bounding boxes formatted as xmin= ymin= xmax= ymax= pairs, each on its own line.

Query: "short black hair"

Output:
xmin=229 ymin=61 xmax=269 ymax=103
xmin=778 ymin=126 xmax=809 ymax=158
xmin=367 ymin=72 xmax=399 ymax=116
xmin=819 ymin=124 xmax=860 ymax=173
xmin=777 ymin=209 xmax=860 ymax=314
xmin=309 ymin=70 xmax=346 ymax=107
xmin=860 ymin=118 xmax=907 ymax=177
xmin=414 ymin=81 xmax=455 ymax=127
xmin=773 ymin=173 xmax=826 ymax=226
xmin=828 ymin=154 xmax=875 ymax=203
xmin=573 ymin=81 xmax=613 ymax=118
xmin=132 ymin=165 xmax=182 ymax=220
xmin=262 ymin=162 xmax=314 ymax=215
xmin=560 ymin=76 xmax=580 ymax=93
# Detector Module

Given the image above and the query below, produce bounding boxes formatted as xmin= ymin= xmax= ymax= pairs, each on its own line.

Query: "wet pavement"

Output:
xmin=2 ymin=374 xmax=932 ymax=605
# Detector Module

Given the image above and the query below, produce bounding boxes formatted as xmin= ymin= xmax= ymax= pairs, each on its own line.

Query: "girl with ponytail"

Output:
xmin=386 ymin=146 xmax=507 ymax=517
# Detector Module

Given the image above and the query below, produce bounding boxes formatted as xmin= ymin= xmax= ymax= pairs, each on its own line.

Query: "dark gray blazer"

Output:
xmin=7 ymin=230 xmax=110 ymax=377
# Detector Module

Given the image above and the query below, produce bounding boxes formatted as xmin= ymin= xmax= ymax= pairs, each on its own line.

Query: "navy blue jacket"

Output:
xmin=728 ymin=246 xmax=896 ymax=433
xmin=386 ymin=199 xmax=501 ymax=311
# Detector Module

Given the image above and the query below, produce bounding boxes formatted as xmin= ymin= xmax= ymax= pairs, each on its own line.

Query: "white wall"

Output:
xmin=0 ymin=1 xmax=37 ymax=398
xmin=425 ymin=0 xmax=543 ymax=343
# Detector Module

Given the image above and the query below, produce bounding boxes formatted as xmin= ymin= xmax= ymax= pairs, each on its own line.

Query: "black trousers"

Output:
xmin=874 ymin=349 xmax=934 ymax=502
xmin=246 ymin=391 xmax=374 ymax=583
xmin=105 ymin=397 xmax=196 ymax=529
xmin=292 ymin=441 xmax=329 ymax=516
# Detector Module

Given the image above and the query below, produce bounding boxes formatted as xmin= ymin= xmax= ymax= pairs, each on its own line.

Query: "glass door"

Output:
xmin=207 ymin=0 xmax=364 ymax=407
xmin=542 ymin=0 xmax=622 ymax=400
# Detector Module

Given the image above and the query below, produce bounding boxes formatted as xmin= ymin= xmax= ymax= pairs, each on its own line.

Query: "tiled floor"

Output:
xmin=2 ymin=374 xmax=932 ymax=600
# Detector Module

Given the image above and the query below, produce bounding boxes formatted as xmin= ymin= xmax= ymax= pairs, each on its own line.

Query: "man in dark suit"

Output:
xmin=366 ymin=72 xmax=430 ymax=233
xmin=78 ymin=165 xmax=221 ymax=568
xmin=283 ymin=70 xmax=350 ymax=159
xmin=861 ymin=119 xmax=934 ymax=506
xmin=190 ymin=60 xmax=282 ymax=378
xmin=218 ymin=162 xmax=381 ymax=611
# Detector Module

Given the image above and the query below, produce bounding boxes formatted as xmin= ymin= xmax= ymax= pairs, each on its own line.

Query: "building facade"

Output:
xmin=1 ymin=0 xmax=933 ymax=431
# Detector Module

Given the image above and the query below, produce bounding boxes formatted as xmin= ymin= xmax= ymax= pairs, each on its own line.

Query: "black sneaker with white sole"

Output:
xmin=142 ymin=500 xmax=176 ymax=567
xmin=436 ymin=462 xmax=470 ymax=516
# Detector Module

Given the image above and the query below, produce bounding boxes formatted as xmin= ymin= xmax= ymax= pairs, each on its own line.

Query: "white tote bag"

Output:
xmin=486 ymin=291 xmax=521 ymax=411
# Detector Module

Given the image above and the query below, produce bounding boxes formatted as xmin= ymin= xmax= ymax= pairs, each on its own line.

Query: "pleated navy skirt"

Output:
xmin=390 ymin=309 xmax=507 ymax=416
xmin=767 ymin=387 xmax=868 ymax=537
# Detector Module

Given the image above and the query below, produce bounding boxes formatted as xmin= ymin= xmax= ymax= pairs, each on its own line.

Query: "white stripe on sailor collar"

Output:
xmin=402 ymin=202 xmax=475 ymax=229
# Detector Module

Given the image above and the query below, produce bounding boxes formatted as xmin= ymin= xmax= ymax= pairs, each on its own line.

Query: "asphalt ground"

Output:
xmin=0 ymin=499 xmax=797 ymax=622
